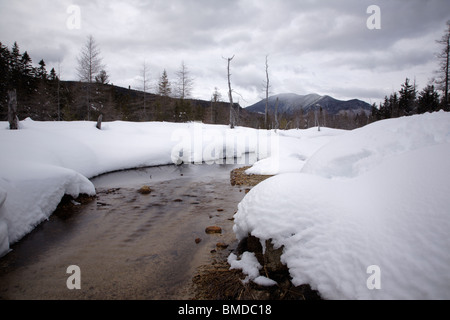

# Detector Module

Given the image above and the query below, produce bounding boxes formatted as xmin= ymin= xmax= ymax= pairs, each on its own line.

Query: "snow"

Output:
xmin=232 ymin=111 xmax=450 ymax=299
xmin=228 ymin=252 xmax=277 ymax=287
xmin=0 ymin=119 xmax=274 ymax=256
xmin=1 ymin=111 xmax=449 ymax=299
xmin=0 ymin=185 xmax=8 ymax=256
xmin=246 ymin=127 xmax=346 ymax=175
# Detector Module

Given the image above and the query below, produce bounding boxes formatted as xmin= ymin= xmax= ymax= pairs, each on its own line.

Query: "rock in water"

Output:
xmin=138 ymin=186 xmax=152 ymax=194
xmin=205 ymin=226 xmax=222 ymax=234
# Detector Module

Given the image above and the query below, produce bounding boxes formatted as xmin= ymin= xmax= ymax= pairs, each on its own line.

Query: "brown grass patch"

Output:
xmin=230 ymin=166 xmax=273 ymax=187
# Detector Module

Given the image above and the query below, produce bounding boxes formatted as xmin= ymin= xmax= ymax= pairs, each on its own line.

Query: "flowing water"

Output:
xmin=0 ymin=163 xmax=251 ymax=299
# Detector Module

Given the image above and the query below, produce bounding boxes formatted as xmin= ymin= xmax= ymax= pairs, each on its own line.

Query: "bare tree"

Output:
xmin=57 ymin=62 xmax=61 ymax=121
xmin=264 ymin=55 xmax=270 ymax=129
xmin=435 ymin=20 xmax=450 ymax=110
xmin=225 ymin=55 xmax=235 ymax=129
xmin=175 ymin=61 xmax=194 ymax=99
xmin=76 ymin=35 xmax=104 ymax=120
xmin=314 ymin=104 xmax=322 ymax=131
xmin=274 ymin=96 xmax=279 ymax=131
xmin=140 ymin=61 xmax=150 ymax=116
xmin=210 ymin=87 xmax=221 ymax=123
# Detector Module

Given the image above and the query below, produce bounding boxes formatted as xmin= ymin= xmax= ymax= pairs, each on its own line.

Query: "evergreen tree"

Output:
xmin=20 ymin=51 xmax=33 ymax=77
xmin=0 ymin=42 xmax=11 ymax=119
xmin=95 ymin=69 xmax=109 ymax=84
xmin=371 ymin=102 xmax=381 ymax=121
xmin=378 ymin=96 xmax=390 ymax=119
xmin=390 ymin=92 xmax=400 ymax=118
xmin=37 ymin=59 xmax=47 ymax=80
xmin=418 ymin=84 xmax=440 ymax=113
xmin=383 ymin=95 xmax=392 ymax=119
xmin=49 ymin=68 xmax=57 ymax=81
xmin=399 ymin=78 xmax=416 ymax=116
xmin=7 ymin=42 xmax=22 ymax=90
xmin=10 ymin=42 xmax=20 ymax=74
xmin=158 ymin=69 xmax=171 ymax=97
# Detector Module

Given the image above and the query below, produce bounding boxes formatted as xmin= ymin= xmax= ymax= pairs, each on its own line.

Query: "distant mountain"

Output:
xmin=246 ymin=93 xmax=372 ymax=116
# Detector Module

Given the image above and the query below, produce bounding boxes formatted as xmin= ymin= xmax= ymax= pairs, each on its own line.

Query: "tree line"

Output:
xmin=0 ymin=36 xmax=233 ymax=125
xmin=371 ymin=78 xmax=446 ymax=121
xmin=1 ymin=20 xmax=448 ymax=129
xmin=371 ymin=21 xmax=450 ymax=121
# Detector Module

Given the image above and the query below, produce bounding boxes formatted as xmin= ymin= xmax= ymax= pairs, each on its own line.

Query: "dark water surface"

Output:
xmin=0 ymin=163 xmax=249 ymax=299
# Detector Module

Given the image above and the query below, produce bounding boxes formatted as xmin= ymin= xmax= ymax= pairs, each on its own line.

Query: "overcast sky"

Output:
xmin=0 ymin=0 xmax=449 ymax=107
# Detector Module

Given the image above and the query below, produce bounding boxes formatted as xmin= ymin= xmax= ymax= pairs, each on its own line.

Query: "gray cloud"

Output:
xmin=0 ymin=0 xmax=449 ymax=107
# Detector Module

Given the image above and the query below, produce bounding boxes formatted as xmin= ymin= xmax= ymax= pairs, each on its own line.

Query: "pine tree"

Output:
xmin=418 ymin=85 xmax=440 ymax=113
xmin=380 ymin=95 xmax=392 ymax=119
xmin=7 ymin=42 xmax=21 ymax=90
xmin=158 ymin=69 xmax=171 ymax=97
xmin=37 ymin=59 xmax=47 ymax=80
xmin=0 ymin=42 xmax=11 ymax=119
xmin=390 ymin=92 xmax=399 ymax=118
xmin=49 ymin=68 xmax=57 ymax=81
xmin=20 ymin=51 xmax=33 ymax=77
xmin=19 ymin=51 xmax=37 ymax=95
xmin=399 ymin=78 xmax=416 ymax=116
xmin=95 ymin=69 xmax=109 ymax=84
xmin=10 ymin=42 xmax=20 ymax=73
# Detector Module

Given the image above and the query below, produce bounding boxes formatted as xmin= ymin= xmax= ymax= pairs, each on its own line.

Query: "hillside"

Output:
xmin=246 ymin=93 xmax=372 ymax=116
xmin=0 ymin=79 xmax=258 ymax=127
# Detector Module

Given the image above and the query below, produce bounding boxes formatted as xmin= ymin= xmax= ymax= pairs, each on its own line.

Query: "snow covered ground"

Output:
xmin=0 ymin=119 xmax=276 ymax=257
xmin=232 ymin=111 xmax=450 ymax=299
xmin=1 ymin=112 xmax=449 ymax=300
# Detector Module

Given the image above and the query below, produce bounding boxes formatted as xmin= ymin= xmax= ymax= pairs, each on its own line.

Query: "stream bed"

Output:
xmin=0 ymin=163 xmax=251 ymax=299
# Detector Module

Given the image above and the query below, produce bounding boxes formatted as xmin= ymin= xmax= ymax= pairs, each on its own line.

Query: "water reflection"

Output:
xmin=0 ymin=158 xmax=255 ymax=299
xmin=92 ymin=154 xmax=256 ymax=189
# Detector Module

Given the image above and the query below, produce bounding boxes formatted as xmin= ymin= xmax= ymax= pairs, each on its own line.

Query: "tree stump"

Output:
xmin=8 ymin=90 xmax=18 ymax=130
xmin=96 ymin=114 xmax=103 ymax=130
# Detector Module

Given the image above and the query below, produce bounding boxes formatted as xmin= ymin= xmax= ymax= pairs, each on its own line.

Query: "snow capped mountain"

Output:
xmin=246 ymin=93 xmax=372 ymax=115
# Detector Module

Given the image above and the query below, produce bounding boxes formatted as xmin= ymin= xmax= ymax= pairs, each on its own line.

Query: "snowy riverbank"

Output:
xmin=1 ymin=112 xmax=449 ymax=300
xmin=0 ymin=119 xmax=282 ymax=257
xmin=231 ymin=111 xmax=450 ymax=299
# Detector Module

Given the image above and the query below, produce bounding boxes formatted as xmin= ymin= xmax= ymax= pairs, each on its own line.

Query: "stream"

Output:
xmin=0 ymin=162 xmax=252 ymax=299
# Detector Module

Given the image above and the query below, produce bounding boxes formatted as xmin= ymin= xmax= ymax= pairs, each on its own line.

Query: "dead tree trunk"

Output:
xmin=8 ymin=90 xmax=19 ymax=130
xmin=265 ymin=55 xmax=270 ymax=129
xmin=274 ymin=97 xmax=279 ymax=131
xmin=226 ymin=55 xmax=235 ymax=129
xmin=96 ymin=114 xmax=103 ymax=130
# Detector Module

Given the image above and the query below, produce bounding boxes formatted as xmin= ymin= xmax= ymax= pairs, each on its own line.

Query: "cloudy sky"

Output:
xmin=0 ymin=0 xmax=449 ymax=107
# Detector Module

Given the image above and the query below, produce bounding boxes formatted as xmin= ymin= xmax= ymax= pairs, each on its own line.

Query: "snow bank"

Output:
xmin=0 ymin=161 xmax=96 ymax=245
xmin=0 ymin=185 xmax=8 ymax=257
xmin=233 ymin=111 xmax=450 ymax=299
xmin=245 ymin=127 xmax=346 ymax=175
xmin=302 ymin=111 xmax=450 ymax=178
xmin=0 ymin=119 xmax=274 ymax=256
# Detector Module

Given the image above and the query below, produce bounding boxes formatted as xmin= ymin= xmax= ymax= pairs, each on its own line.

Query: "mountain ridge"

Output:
xmin=246 ymin=93 xmax=372 ymax=116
